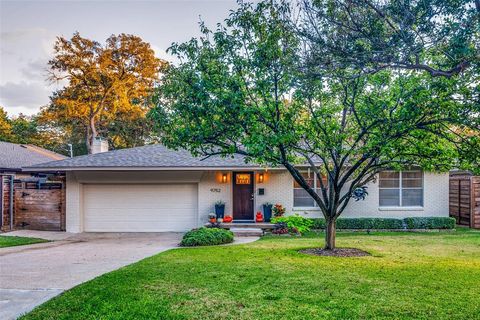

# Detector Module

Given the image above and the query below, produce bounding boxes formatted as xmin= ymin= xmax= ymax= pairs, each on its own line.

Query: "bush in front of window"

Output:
xmin=404 ymin=217 xmax=456 ymax=229
xmin=310 ymin=218 xmax=403 ymax=229
xmin=339 ymin=218 xmax=404 ymax=229
xmin=180 ymin=227 xmax=234 ymax=246
xmin=309 ymin=217 xmax=455 ymax=230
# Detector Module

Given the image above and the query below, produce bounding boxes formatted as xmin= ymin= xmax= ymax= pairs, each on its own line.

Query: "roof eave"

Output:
xmin=22 ymin=166 xmax=286 ymax=172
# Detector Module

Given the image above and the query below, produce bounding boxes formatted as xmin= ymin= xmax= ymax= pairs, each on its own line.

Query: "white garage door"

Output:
xmin=83 ymin=184 xmax=198 ymax=232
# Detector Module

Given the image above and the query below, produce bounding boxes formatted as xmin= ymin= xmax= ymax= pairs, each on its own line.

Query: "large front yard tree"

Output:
xmin=156 ymin=1 xmax=478 ymax=249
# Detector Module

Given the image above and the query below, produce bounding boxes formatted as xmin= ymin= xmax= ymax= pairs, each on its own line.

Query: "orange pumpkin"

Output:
xmin=255 ymin=212 xmax=263 ymax=222
xmin=223 ymin=215 xmax=233 ymax=223
xmin=209 ymin=218 xmax=217 ymax=223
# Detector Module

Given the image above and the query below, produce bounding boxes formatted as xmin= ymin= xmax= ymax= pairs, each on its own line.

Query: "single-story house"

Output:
xmin=24 ymin=144 xmax=449 ymax=233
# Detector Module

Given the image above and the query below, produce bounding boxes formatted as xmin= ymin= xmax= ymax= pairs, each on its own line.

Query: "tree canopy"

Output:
xmin=154 ymin=0 xmax=479 ymax=249
xmin=0 ymin=106 xmax=67 ymax=154
xmin=45 ymin=32 xmax=165 ymax=153
xmin=300 ymin=0 xmax=479 ymax=78
xmin=0 ymin=106 xmax=13 ymax=141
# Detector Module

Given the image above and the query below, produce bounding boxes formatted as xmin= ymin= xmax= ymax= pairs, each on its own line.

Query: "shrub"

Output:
xmin=272 ymin=222 xmax=289 ymax=234
xmin=310 ymin=218 xmax=402 ymax=229
xmin=271 ymin=214 xmax=314 ymax=234
xmin=180 ymin=227 xmax=234 ymax=247
xmin=337 ymin=218 xmax=404 ymax=229
xmin=310 ymin=218 xmax=327 ymax=230
xmin=309 ymin=217 xmax=455 ymax=230
xmin=404 ymin=217 xmax=456 ymax=229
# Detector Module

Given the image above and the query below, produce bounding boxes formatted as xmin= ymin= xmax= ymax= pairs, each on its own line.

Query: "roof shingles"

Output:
xmin=0 ymin=141 xmax=66 ymax=170
xmin=25 ymin=144 xmax=255 ymax=170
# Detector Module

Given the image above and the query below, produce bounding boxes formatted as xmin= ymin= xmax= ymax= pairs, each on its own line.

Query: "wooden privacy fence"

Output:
xmin=449 ymin=174 xmax=480 ymax=229
xmin=1 ymin=177 xmax=65 ymax=231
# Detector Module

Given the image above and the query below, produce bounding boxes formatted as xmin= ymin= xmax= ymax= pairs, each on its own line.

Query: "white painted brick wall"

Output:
xmin=198 ymin=172 xmax=232 ymax=224
xmin=254 ymin=171 xmax=293 ymax=213
xmin=65 ymin=172 xmax=83 ymax=233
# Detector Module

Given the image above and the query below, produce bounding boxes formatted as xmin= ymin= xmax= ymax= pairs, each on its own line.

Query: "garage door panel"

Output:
xmin=83 ymin=184 xmax=198 ymax=232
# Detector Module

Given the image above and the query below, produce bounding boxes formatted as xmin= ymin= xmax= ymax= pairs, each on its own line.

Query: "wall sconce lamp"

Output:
xmin=222 ymin=173 xmax=228 ymax=183
xmin=258 ymin=173 xmax=264 ymax=183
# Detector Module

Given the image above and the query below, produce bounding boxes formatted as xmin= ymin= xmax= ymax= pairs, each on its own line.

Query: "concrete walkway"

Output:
xmin=0 ymin=232 xmax=183 ymax=320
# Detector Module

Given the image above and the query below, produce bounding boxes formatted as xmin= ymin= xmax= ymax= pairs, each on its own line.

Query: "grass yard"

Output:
xmin=0 ymin=235 xmax=48 ymax=248
xmin=23 ymin=229 xmax=480 ymax=320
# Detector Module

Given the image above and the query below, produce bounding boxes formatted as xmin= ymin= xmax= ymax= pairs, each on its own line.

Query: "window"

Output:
xmin=293 ymin=171 xmax=326 ymax=208
xmin=379 ymin=170 xmax=423 ymax=207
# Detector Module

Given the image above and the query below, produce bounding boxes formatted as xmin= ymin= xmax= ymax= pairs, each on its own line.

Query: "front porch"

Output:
xmin=205 ymin=222 xmax=275 ymax=236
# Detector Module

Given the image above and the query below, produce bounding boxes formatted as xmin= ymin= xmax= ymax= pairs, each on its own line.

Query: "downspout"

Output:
xmin=9 ymin=175 xmax=14 ymax=230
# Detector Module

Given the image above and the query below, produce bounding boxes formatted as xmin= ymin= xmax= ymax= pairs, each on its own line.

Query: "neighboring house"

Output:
xmin=24 ymin=144 xmax=449 ymax=233
xmin=0 ymin=141 xmax=67 ymax=231
xmin=0 ymin=141 xmax=66 ymax=177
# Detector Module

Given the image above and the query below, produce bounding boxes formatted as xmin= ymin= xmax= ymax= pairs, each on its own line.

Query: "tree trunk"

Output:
xmin=87 ymin=116 xmax=98 ymax=154
xmin=325 ymin=218 xmax=336 ymax=250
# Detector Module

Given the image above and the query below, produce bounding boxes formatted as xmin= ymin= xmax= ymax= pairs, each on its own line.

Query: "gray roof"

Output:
xmin=0 ymin=141 xmax=66 ymax=171
xmin=24 ymin=144 xmax=259 ymax=171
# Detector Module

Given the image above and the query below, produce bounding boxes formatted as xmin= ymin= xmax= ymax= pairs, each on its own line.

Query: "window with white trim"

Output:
xmin=379 ymin=170 xmax=423 ymax=207
xmin=293 ymin=171 xmax=326 ymax=208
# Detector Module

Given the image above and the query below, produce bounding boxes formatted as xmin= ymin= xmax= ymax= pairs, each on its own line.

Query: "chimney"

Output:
xmin=91 ymin=137 xmax=109 ymax=154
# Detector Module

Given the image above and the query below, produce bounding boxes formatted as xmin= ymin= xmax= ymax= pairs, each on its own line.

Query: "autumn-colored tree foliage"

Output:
xmin=45 ymin=32 xmax=165 ymax=153
xmin=0 ymin=106 xmax=13 ymax=141
xmin=0 ymin=106 xmax=67 ymax=153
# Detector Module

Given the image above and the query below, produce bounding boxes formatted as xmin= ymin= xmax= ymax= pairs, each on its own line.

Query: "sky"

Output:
xmin=0 ymin=0 xmax=239 ymax=116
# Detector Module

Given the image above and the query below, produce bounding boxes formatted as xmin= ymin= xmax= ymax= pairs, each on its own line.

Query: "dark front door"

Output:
xmin=232 ymin=172 xmax=254 ymax=221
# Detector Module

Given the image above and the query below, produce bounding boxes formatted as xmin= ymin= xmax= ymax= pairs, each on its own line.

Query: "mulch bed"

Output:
xmin=299 ymin=248 xmax=371 ymax=257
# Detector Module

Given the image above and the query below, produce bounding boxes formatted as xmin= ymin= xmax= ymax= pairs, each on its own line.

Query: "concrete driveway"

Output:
xmin=0 ymin=231 xmax=182 ymax=320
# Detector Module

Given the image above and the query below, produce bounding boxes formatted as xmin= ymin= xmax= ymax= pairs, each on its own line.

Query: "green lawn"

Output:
xmin=23 ymin=230 xmax=480 ymax=320
xmin=0 ymin=235 xmax=48 ymax=248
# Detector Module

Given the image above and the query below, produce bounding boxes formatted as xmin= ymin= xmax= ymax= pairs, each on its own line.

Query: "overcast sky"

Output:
xmin=0 ymin=0 xmax=238 ymax=116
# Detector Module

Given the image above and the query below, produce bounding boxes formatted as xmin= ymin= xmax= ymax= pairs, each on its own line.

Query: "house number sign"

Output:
xmin=210 ymin=188 xmax=221 ymax=193
xmin=236 ymin=174 xmax=250 ymax=184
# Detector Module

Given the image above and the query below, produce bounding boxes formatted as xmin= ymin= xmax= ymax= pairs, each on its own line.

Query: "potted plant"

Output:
xmin=214 ymin=201 xmax=225 ymax=219
xmin=208 ymin=213 xmax=217 ymax=224
xmin=273 ymin=204 xmax=285 ymax=217
xmin=263 ymin=202 xmax=273 ymax=222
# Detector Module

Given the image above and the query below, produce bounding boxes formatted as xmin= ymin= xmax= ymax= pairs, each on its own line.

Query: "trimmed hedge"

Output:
xmin=180 ymin=227 xmax=234 ymax=247
xmin=404 ymin=217 xmax=456 ymax=229
xmin=310 ymin=217 xmax=456 ymax=230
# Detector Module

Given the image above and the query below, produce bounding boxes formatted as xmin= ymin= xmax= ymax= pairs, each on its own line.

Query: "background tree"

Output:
xmin=107 ymin=109 xmax=159 ymax=149
xmin=0 ymin=106 xmax=13 ymax=141
xmin=46 ymin=32 xmax=165 ymax=153
xmin=155 ymin=0 xmax=478 ymax=250
xmin=300 ymin=0 xmax=479 ymax=78
xmin=0 ymin=107 xmax=68 ymax=153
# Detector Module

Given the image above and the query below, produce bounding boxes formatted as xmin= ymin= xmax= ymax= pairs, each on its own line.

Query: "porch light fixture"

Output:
xmin=258 ymin=173 xmax=264 ymax=183
xmin=222 ymin=173 xmax=228 ymax=183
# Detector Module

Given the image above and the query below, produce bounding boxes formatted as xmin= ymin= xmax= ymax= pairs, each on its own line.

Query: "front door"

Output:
xmin=232 ymin=172 xmax=254 ymax=221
